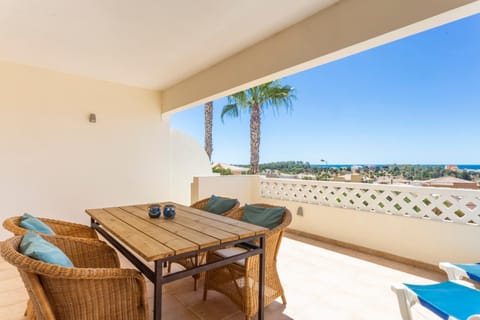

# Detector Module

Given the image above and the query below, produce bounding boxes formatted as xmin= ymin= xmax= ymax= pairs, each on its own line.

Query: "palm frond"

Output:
xmin=228 ymin=91 xmax=249 ymax=108
xmin=224 ymin=79 xmax=296 ymax=117
xmin=221 ymin=103 xmax=240 ymax=122
xmin=261 ymin=82 xmax=296 ymax=116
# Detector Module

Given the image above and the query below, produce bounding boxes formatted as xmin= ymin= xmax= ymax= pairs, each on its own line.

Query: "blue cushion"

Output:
xmin=19 ymin=213 xmax=55 ymax=235
xmin=405 ymin=281 xmax=480 ymax=320
xmin=454 ymin=263 xmax=480 ymax=282
xmin=241 ymin=204 xmax=285 ymax=230
xmin=19 ymin=232 xmax=74 ymax=267
xmin=204 ymin=195 xmax=238 ymax=214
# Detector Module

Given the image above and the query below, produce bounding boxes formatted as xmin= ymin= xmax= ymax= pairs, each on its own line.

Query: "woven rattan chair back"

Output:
xmin=204 ymin=204 xmax=292 ymax=320
xmin=3 ymin=216 xmax=98 ymax=240
xmin=1 ymin=235 xmax=147 ymax=320
xmin=190 ymin=196 xmax=240 ymax=214
xmin=168 ymin=196 xmax=240 ymax=290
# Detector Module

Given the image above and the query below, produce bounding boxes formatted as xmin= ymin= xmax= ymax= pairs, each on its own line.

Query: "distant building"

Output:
xmin=445 ymin=164 xmax=460 ymax=172
xmin=422 ymin=176 xmax=478 ymax=190
xmin=374 ymin=176 xmax=410 ymax=185
xmin=409 ymin=180 xmax=424 ymax=187
xmin=277 ymin=173 xmax=297 ymax=179
xmin=334 ymin=173 xmax=362 ymax=182
xmin=211 ymin=163 xmax=249 ymax=175
xmin=375 ymin=176 xmax=393 ymax=184
xmin=351 ymin=165 xmax=362 ymax=173
xmin=392 ymin=178 xmax=411 ymax=185
xmin=297 ymin=173 xmax=317 ymax=180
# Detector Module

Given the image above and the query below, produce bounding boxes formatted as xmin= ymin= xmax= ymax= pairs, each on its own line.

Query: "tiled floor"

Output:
xmin=0 ymin=232 xmax=446 ymax=319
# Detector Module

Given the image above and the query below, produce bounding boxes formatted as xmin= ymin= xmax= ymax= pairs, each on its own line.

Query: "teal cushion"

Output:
xmin=241 ymin=204 xmax=285 ymax=230
xmin=204 ymin=195 xmax=238 ymax=214
xmin=19 ymin=232 xmax=73 ymax=267
xmin=19 ymin=213 xmax=55 ymax=235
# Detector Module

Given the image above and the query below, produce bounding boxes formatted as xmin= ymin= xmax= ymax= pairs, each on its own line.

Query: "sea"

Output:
xmin=310 ymin=164 xmax=480 ymax=171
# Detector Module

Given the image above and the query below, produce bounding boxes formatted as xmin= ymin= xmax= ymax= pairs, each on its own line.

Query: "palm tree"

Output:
xmin=204 ymin=101 xmax=213 ymax=161
xmin=221 ymin=81 xmax=295 ymax=174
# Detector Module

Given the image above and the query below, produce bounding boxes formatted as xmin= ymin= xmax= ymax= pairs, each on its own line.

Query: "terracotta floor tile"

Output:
xmin=0 ymin=232 xmax=445 ymax=319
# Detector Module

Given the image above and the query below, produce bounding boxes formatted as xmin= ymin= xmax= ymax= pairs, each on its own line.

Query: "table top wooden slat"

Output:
xmin=137 ymin=203 xmax=266 ymax=236
xmin=121 ymin=206 xmax=220 ymax=248
xmin=86 ymin=209 xmax=173 ymax=261
xmin=86 ymin=202 xmax=267 ymax=262
xmin=176 ymin=206 xmax=265 ymax=236
xmin=170 ymin=203 xmax=266 ymax=234
xmin=103 ymin=207 xmax=198 ymax=255
xmin=133 ymin=204 xmax=243 ymax=242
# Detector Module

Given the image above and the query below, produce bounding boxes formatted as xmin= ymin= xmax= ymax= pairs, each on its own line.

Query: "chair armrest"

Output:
xmin=40 ymin=217 xmax=98 ymax=239
xmin=224 ymin=206 xmax=243 ymax=220
xmin=2 ymin=216 xmax=98 ymax=239
xmin=1 ymin=236 xmax=147 ymax=319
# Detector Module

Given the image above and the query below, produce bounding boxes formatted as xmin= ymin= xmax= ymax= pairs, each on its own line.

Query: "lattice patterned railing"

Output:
xmin=260 ymin=177 xmax=480 ymax=225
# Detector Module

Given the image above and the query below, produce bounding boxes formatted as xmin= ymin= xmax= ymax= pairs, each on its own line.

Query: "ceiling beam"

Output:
xmin=161 ymin=0 xmax=480 ymax=114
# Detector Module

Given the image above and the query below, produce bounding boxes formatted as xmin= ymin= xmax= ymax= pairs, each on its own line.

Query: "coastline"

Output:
xmin=309 ymin=164 xmax=480 ymax=171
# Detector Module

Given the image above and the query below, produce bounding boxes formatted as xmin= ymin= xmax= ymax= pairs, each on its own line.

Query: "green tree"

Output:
xmin=204 ymin=101 xmax=213 ymax=161
xmin=212 ymin=167 xmax=232 ymax=175
xmin=221 ymin=80 xmax=295 ymax=174
xmin=460 ymin=170 xmax=471 ymax=181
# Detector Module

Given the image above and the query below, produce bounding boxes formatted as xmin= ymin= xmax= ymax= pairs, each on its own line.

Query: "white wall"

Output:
xmin=0 ymin=61 xmax=210 ymax=239
xmin=261 ymin=199 xmax=480 ymax=265
xmin=192 ymin=175 xmax=480 ymax=265
xmin=169 ymin=129 xmax=212 ymax=205
xmin=191 ymin=175 xmax=260 ymax=205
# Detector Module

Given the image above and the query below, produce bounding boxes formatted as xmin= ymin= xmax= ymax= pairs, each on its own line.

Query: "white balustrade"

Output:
xmin=260 ymin=177 xmax=480 ymax=225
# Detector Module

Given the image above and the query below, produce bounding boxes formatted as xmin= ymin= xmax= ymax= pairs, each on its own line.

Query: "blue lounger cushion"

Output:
xmin=405 ymin=281 xmax=480 ymax=320
xmin=20 ymin=213 xmax=55 ymax=235
xmin=454 ymin=263 xmax=480 ymax=282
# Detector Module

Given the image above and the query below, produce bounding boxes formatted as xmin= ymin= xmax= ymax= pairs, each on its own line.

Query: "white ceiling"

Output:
xmin=0 ymin=0 xmax=337 ymax=89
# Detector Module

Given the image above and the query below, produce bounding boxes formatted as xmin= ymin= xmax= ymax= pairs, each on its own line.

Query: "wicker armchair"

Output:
xmin=1 ymin=235 xmax=148 ymax=320
xmin=168 ymin=196 xmax=240 ymax=290
xmin=190 ymin=196 xmax=240 ymax=212
xmin=203 ymin=204 xmax=292 ymax=320
xmin=3 ymin=216 xmax=98 ymax=239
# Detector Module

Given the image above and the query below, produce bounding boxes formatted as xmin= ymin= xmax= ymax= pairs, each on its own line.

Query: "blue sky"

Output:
xmin=171 ymin=14 xmax=480 ymax=165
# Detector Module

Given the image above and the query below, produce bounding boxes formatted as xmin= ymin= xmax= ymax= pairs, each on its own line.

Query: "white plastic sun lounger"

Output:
xmin=391 ymin=280 xmax=480 ymax=320
xmin=440 ymin=262 xmax=480 ymax=283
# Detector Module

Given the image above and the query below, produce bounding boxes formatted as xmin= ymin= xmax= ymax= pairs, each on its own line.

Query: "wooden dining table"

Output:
xmin=86 ymin=202 xmax=267 ymax=320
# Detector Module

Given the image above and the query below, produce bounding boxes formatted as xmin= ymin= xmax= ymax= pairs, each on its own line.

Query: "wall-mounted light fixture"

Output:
xmin=296 ymin=206 xmax=304 ymax=216
xmin=89 ymin=113 xmax=96 ymax=123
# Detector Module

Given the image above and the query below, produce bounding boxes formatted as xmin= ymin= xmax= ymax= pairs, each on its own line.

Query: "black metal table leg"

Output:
xmin=90 ymin=216 xmax=266 ymax=320
xmin=154 ymin=260 xmax=163 ymax=320
xmin=258 ymin=234 xmax=265 ymax=320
